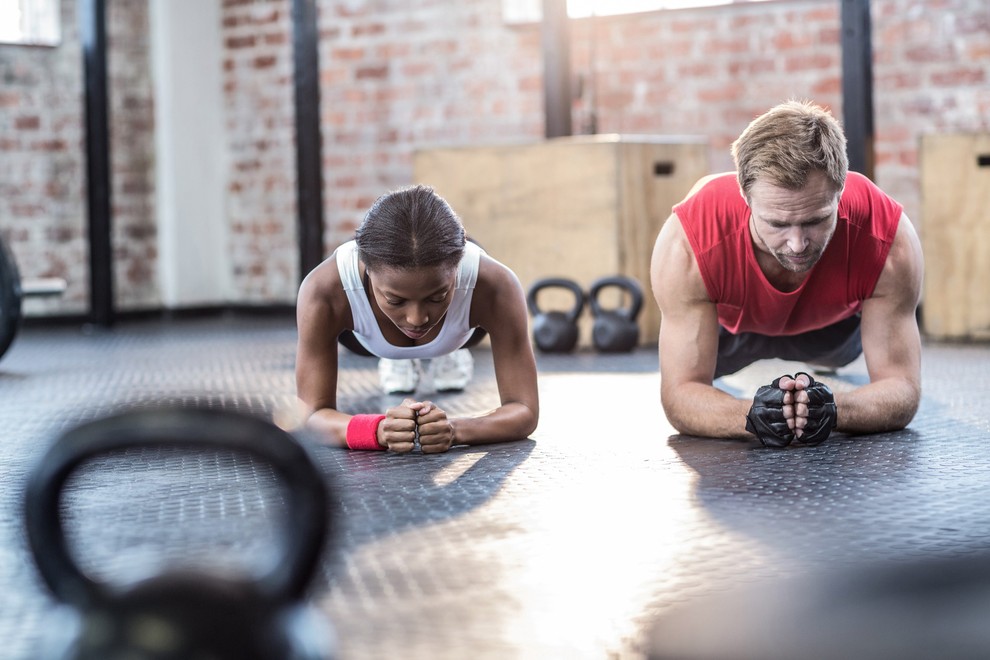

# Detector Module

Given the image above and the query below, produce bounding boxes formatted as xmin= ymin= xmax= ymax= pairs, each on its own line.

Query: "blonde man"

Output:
xmin=650 ymin=100 xmax=923 ymax=447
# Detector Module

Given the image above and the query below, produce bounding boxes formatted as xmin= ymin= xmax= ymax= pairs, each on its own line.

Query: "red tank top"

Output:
xmin=674 ymin=172 xmax=903 ymax=336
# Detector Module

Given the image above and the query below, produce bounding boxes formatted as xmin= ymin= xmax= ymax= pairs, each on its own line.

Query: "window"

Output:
xmin=503 ymin=0 xmax=773 ymax=23
xmin=0 ymin=0 xmax=61 ymax=47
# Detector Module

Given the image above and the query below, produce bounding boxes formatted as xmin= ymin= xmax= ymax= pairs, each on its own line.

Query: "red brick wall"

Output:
xmin=222 ymin=0 xmax=298 ymax=302
xmin=1 ymin=0 xmax=987 ymax=313
xmin=0 ymin=0 xmax=86 ymax=313
xmin=314 ymin=0 xmax=544 ymax=249
xmin=0 ymin=0 xmax=156 ymax=314
xmin=107 ymin=0 xmax=157 ymax=309
xmin=871 ymin=0 xmax=989 ymax=222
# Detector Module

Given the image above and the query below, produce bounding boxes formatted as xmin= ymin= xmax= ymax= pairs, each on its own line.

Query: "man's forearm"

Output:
xmin=661 ymin=381 xmax=754 ymax=438
xmin=834 ymin=377 xmax=920 ymax=434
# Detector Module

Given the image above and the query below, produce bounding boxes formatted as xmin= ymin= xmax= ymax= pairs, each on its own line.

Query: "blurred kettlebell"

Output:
xmin=589 ymin=275 xmax=643 ymax=353
xmin=0 ymin=235 xmax=23 ymax=361
xmin=526 ymin=277 xmax=585 ymax=353
xmin=23 ymin=406 xmax=336 ymax=660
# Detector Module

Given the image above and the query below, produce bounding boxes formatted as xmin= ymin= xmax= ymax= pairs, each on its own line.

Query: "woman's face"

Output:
xmin=367 ymin=264 xmax=457 ymax=340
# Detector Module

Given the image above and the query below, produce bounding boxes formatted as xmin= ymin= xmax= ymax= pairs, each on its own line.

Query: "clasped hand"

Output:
xmin=377 ymin=399 xmax=455 ymax=454
xmin=746 ymin=372 xmax=837 ymax=448
xmin=777 ymin=373 xmax=811 ymax=439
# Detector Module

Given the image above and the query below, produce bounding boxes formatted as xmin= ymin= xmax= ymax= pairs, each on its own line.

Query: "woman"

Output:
xmin=296 ymin=185 xmax=539 ymax=453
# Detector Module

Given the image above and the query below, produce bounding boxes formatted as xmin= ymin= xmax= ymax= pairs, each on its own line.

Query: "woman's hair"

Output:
xmin=355 ymin=185 xmax=466 ymax=272
xmin=731 ymin=100 xmax=848 ymax=199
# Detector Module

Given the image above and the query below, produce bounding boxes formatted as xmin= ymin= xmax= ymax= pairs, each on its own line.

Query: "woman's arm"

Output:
xmin=295 ymin=261 xmax=352 ymax=447
xmin=443 ymin=254 xmax=540 ymax=445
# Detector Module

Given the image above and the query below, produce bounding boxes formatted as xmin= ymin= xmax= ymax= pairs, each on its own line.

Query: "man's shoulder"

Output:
xmin=681 ymin=172 xmax=738 ymax=202
xmin=674 ymin=172 xmax=747 ymax=241
xmin=838 ymin=172 xmax=903 ymax=238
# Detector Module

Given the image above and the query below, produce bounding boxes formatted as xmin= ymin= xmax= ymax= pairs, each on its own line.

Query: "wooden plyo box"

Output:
xmin=920 ymin=133 xmax=990 ymax=340
xmin=413 ymin=135 xmax=709 ymax=347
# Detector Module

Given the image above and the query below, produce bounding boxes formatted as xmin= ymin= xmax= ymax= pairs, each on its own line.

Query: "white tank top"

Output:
xmin=335 ymin=240 xmax=482 ymax=359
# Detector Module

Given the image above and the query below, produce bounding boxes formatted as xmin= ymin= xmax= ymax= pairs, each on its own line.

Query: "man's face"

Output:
xmin=746 ymin=170 xmax=841 ymax=274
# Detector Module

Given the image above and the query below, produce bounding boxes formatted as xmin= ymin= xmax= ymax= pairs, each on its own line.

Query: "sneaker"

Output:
xmin=428 ymin=349 xmax=474 ymax=392
xmin=378 ymin=358 xmax=419 ymax=394
xmin=807 ymin=364 xmax=839 ymax=376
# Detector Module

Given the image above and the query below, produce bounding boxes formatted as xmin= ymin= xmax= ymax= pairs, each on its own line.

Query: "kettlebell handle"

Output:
xmin=588 ymin=276 xmax=644 ymax=320
xmin=23 ymin=406 xmax=330 ymax=608
xmin=526 ymin=277 xmax=586 ymax=324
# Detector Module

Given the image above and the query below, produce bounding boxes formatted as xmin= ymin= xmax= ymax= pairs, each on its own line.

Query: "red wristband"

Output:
xmin=346 ymin=414 xmax=387 ymax=450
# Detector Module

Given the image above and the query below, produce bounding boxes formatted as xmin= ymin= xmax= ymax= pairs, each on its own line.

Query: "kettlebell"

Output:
xmin=526 ymin=277 xmax=585 ymax=353
xmin=23 ymin=406 xmax=336 ymax=660
xmin=589 ymin=275 xmax=644 ymax=353
xmin=0 ymin=235 xmax=23 ymax=361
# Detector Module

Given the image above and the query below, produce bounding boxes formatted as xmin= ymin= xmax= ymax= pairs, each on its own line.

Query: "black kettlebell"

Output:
xmin=23 ymin=406 xmax=336 ymax=660
xmin=0 ymin=235 xmax=23 ymax=361
xmin=589 ymin=275 xmax=644 ymax=353
xmin=526 ymin=277 xmax=585 ymax=353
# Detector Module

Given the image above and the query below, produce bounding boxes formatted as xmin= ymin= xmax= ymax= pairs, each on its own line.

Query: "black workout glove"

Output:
xmin=745 ymin=376 xmax=794 ymax=448
xmin=791 ymin=372 xmax=837 ymax=446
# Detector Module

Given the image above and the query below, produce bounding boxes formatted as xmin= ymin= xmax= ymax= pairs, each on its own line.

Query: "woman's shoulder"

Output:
xmin=298 ymin=251 xmax=349 ymax=312
xmin=476 ymin=251 xmax=522 ymax=290
xmin=473 ymin=253 xmax=527 ymax=324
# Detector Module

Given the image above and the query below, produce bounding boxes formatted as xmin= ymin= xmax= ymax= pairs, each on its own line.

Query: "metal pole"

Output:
xmin=841 ymin=0 xmax=875 ymax=179
xmin=541 ymin=0 xmax=573 ymax=138
xmin=79 ymin=0 xmax=114 ymax=326
xmin=292 ymin=0 xmax=326 ymax=281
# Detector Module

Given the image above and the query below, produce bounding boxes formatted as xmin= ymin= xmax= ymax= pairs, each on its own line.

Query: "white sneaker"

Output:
xmin=428 ymin=349 xmax=474 ymax=392
xmin=378 ymin=358 xmax=419 ymax=394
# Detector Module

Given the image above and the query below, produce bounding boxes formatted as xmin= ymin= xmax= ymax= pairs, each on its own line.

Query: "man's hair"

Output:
xmin=731 ymin=100 xmax=848 ymax=199
xmin=355 ymin=185 xmax=466 ymax=272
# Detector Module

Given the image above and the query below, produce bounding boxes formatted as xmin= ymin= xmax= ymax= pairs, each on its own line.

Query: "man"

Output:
xmin=650 ymin=100 xmax=923 ymax=447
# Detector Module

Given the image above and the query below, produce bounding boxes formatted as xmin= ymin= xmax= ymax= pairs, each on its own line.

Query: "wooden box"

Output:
xmin=920 ymin=133 xmax=990 ymax=339
xmin=413 ymin=135 xmax=709 ymax=347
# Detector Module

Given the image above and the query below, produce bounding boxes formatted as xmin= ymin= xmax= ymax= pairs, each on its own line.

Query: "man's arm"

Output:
xmin=834 ymin=213 xmax=923 ymax=433
xmin=651 ymin=214 xmax=753 ymax=438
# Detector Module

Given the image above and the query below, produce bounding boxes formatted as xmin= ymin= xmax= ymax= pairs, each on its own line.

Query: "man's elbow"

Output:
xmin=870 ymin=380 xmax=921 ymax=433
xmin=660 ymin=395 xmax=697 ymax=437
xmin=887 ymin=392 xmax=921 ymax=432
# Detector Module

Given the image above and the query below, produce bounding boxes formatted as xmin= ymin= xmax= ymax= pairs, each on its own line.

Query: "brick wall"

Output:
xmin=0 ymin=0 xmax=86 ymax=313
xmin=222 ymin=0 xmax=298 ymax=302
xmin=107 ymin=0 xmax=157 ymax=310
xmin=0 ymin=0 xmax=156 ymax=314
xmin=1 ymin=0 xmax=987 ymax=314
xmin=871 ymin=0 xmax=990 ymax=222
xmin=314 ymin=0 xmax=545 ymax=249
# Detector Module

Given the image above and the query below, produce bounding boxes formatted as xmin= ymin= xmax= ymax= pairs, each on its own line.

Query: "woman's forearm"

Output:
xmin=451 ymin=401 xmax=538 ymax=445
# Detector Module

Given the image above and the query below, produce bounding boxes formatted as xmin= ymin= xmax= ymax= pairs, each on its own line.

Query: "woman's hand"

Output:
xmin=415 ymin=401 xmax=455 ymax=454
xmin=379 ymin=399 xmax=420 ymax=453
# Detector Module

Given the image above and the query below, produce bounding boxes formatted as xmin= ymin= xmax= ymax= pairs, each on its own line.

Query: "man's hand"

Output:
xmin=746 ymin=376 xmax=795 ymax=448
xmin=780 ymin=372 xmax=837 ymax=445
xmin=379 ymin=399 xmax=420 ymax=453
xmin=415 ymin=401 xmax=455 ymax=454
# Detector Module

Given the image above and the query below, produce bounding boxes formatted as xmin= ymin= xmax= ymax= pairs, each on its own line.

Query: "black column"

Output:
xmin=841 ymin=0 xmax=875 ymax=179
xmin=541 ymin=0 xmax=572 ymax=138
xmin=292 ymin=0 xmax=326 ymax=281
xmin=79 ymin=0 xmax=114 ymax=326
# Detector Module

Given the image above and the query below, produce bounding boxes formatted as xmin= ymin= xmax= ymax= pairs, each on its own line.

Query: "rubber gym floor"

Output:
xmin=1 ymin=313 xmax=988 ymax=659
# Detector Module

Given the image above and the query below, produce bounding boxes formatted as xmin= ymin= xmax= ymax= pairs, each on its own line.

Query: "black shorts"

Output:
xmin=338 ymin=328 xmax=488 ymax=358
xmin=714 ymin=314 xmax=862 ymax=379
